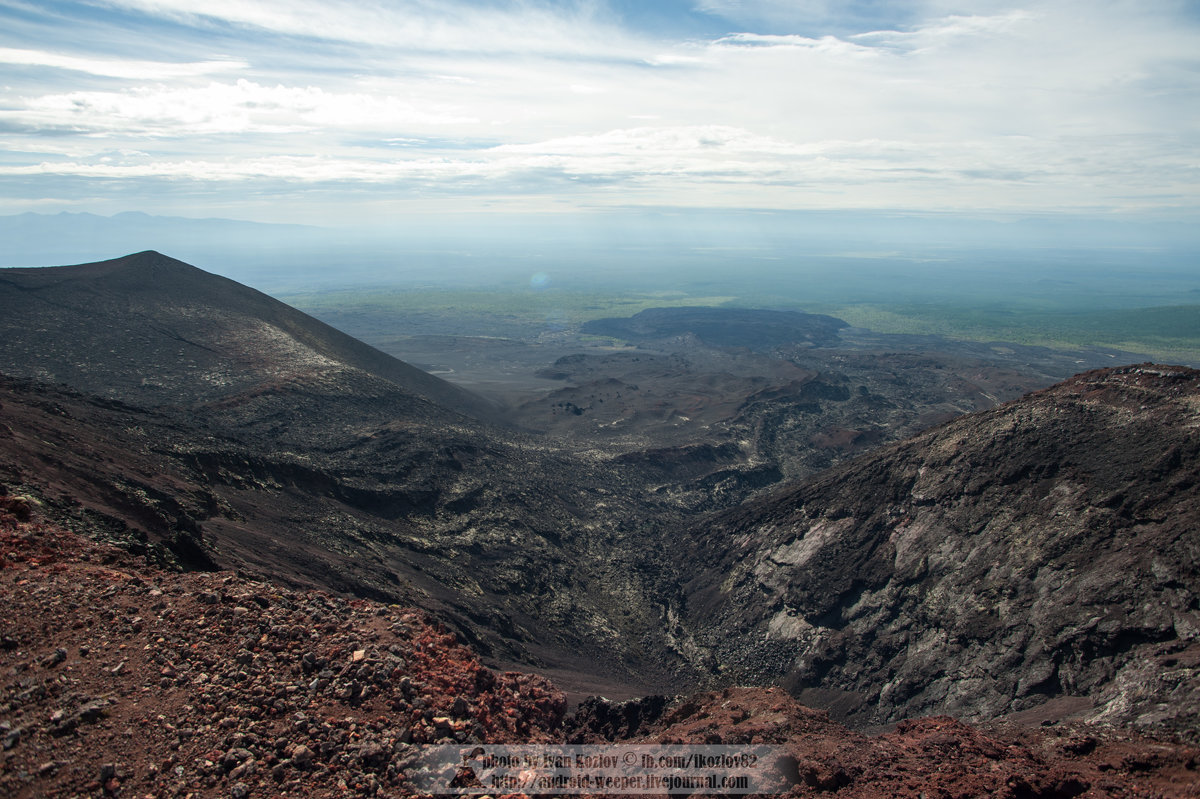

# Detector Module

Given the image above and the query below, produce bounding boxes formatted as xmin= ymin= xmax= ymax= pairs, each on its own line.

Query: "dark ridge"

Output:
xmin=0 ymin=250 xmax=502 ymax=423
xmin=679 ymin=362 xmax=1200 ymax=730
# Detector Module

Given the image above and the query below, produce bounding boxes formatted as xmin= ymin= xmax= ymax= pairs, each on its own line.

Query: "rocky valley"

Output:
xmin=4 ymin=503 xmax=1199 ymax=798
xmin=1 ymin=251 xmax=1198 ymax=796
xmin=679 ymin=365 xmax=1200 ymax=731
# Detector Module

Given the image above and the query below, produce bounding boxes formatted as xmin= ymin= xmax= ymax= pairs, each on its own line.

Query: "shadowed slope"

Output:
xmin=0 ymin=253 xmax=692 ymax=691
xmin=680 ymin=365 xmax=1200 ymax=732
xmin=0 ymin=250 xmax=501 ymax=422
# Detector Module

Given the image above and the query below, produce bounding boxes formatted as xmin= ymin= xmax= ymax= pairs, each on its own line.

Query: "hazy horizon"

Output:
xmin=4 ymin=208 xmax=1197 ymax=299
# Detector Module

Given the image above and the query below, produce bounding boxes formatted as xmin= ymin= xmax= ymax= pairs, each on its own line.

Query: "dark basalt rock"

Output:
xmin=582 ymin=306 xmax=849 ymax=350
xmin=564 ymin=694 xmax=670 ymax=742
xmin=0 ymin=253 xmax=697 ymax=692
xmin=679 ymin=365 xmax=1200 ymax=731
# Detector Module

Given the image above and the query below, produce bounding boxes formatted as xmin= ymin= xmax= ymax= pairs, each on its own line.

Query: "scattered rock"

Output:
xmin=39 ymin=647 xmax=67 ymax=668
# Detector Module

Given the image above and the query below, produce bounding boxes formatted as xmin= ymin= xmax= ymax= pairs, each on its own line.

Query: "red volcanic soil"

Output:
xmin=622 ymin=687 xmax=1200 ymax=797
xmin=3 ymin=494 xmax=1198 ymax=798
xmin=0 ymin=495 xmax=563 ymax=798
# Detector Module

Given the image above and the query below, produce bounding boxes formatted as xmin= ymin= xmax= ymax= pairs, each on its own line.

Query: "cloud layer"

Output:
xmin=0 ymin=0 xmax=1197 ymax=222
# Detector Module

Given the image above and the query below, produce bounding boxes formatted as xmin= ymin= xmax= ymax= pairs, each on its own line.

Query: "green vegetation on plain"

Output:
xmin=821 ymin=304 xmax=1200 ymax=362
xmin=280 ymin=286 xmax=738 ymax=340
xmin=281 ymin=284 xmax=1200 ymax=366
xmin=281 ymin=287 xmax=736 ymax=319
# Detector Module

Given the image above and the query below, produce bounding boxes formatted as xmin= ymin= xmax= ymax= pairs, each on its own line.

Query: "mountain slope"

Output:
xmin=0 ymin=253 xmax=690 ymax=692
xmin=0 ymin=372 xmax=691 ymax=689
xmin=0 ymin=250 xmax=500 ymax=422
xmin=679 ymin=365 xmax=1200 ymax=731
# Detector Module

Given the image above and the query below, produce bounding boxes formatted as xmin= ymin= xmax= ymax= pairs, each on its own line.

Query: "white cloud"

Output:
xmin=5 ymin=80 xmax=476 ymax=136
xmin=88 ymin=0 xmax=645 ymax=59
xmin=0 ymin=47 xmax=247 ymax=78
xmin=0 ymin=156 xmax=487 ymax=182
xmin=693 ymin=0 xmax=1022 ymax=33
xmin=715 ymin=31 xmax=880 ymax=56
xmin=1 ymin=0 xmax=1198 ymax=218
xmin=6 ymin=124 xmax=1193 ymax=218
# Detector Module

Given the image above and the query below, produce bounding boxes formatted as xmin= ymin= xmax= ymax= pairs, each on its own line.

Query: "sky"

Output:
xmin=1 ymin=0 xmax=1199 ymax=229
